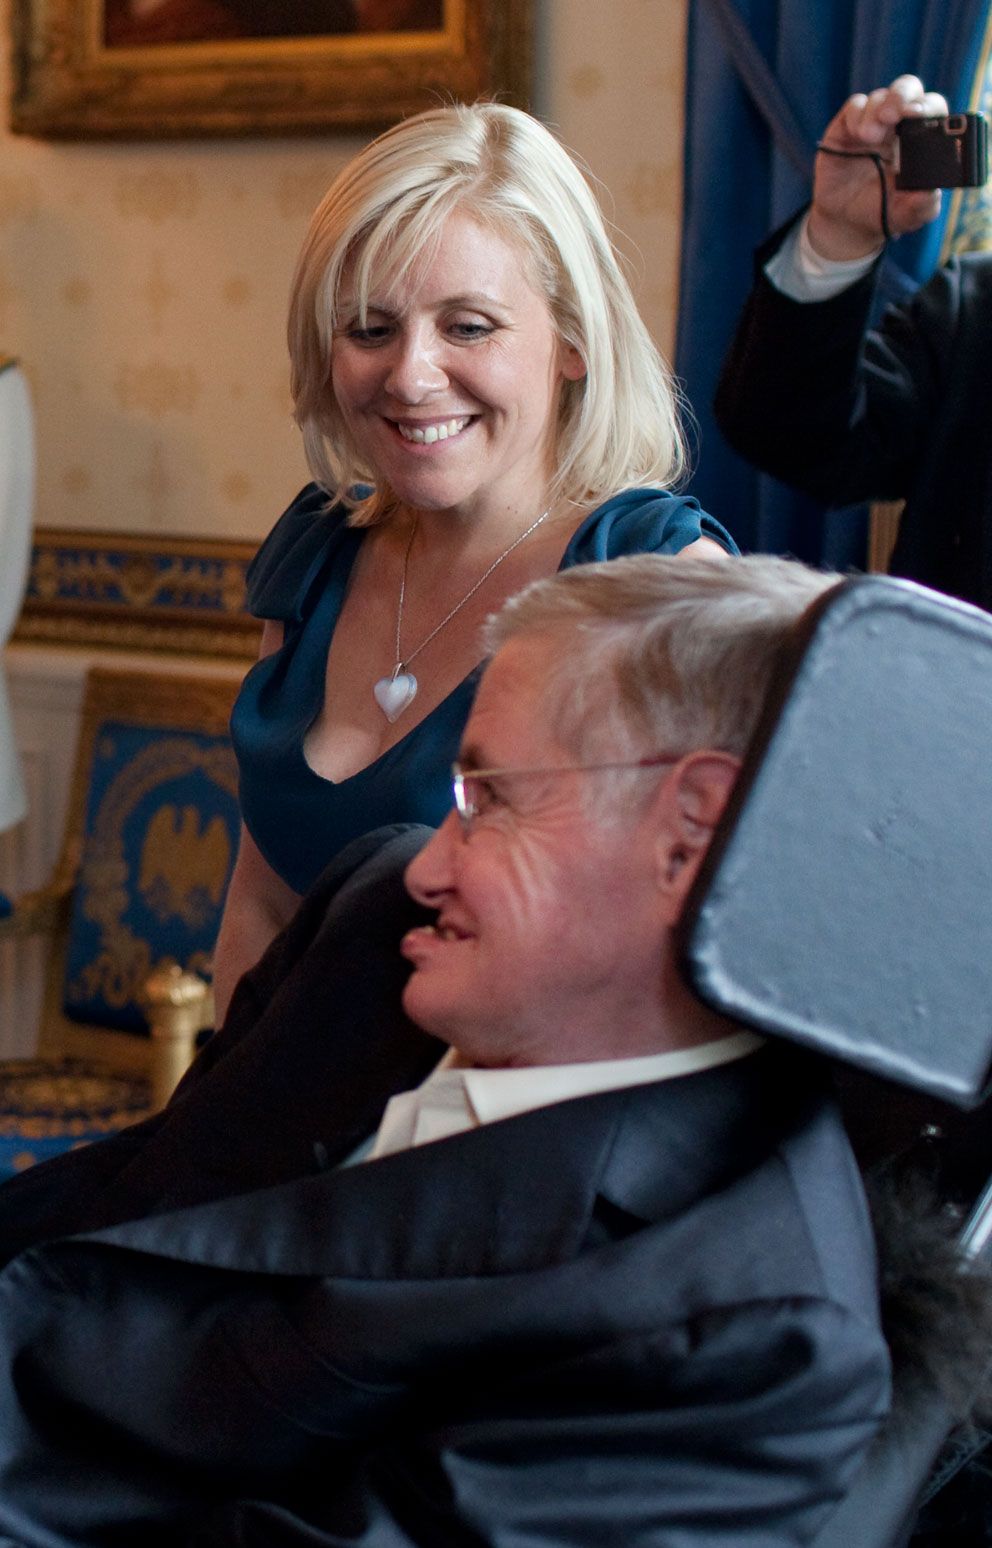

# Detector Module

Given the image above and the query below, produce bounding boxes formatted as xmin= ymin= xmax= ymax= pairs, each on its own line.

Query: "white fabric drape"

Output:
xmin=0 ymin=364 xmax=34 ymax=834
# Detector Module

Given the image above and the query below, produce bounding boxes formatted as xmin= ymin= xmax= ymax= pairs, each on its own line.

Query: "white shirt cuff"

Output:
xmin=765 ymin=214 xmax=882 ymax=302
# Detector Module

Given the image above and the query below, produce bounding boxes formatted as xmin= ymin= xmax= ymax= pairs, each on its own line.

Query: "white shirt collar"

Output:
xmin=367 ymin=1031 xmax=763 ymax=1163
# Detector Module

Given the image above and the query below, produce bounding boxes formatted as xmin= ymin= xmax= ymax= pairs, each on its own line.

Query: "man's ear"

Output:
xmin=654 ymin=752 xmax=740 ymax=925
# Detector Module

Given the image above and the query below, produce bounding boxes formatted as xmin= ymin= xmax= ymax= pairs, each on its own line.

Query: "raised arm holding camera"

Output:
xmin=715 ymin=75 xmax=992 ymax=611
xmin=805 ymin=76 xmax=950 ymax=260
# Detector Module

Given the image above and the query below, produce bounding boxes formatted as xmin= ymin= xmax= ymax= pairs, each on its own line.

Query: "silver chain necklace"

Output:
xmin=372 ymin=506 xmax=553 ymax=723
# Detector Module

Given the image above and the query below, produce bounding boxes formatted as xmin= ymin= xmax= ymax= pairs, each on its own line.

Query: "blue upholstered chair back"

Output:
xmin=0 ymin=666 xmax=242 ymax=1176
xmin=62 ymin=715 xmax=239 ymax=1034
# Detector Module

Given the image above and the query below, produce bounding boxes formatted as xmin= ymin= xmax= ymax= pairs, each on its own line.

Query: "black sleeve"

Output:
xmin=0 ymin=825 xmax=439 ymax=1252
xmin=714 ymin=228 xmax=961 ymax=509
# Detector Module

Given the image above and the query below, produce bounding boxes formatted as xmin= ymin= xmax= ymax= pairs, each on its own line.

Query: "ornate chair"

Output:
xmin=0 ymin=666 xmax=241 ymax=1172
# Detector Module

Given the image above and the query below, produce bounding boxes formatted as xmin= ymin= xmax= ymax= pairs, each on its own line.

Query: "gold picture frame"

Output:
xmin=10 ymin=0 xmax=530 ymax=140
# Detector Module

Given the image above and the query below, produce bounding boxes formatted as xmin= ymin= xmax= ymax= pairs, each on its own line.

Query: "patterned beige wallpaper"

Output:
xmin=0 ymin=0 xmax=687 ymax=542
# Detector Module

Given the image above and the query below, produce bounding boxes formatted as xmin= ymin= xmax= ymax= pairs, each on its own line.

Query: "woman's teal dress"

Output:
xmin=231 ymin=483 xmax=737 ymax=894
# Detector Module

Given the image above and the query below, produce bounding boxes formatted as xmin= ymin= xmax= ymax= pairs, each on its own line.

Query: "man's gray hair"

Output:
xmin=485 ymin=553 xmax=842 ymax=769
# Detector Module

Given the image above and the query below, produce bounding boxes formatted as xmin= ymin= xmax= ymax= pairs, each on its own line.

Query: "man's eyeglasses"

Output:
xmin=451 ymin=755 xmax=680 ymax=836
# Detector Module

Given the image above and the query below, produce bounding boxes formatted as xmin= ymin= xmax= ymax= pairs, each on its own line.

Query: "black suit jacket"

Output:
xmin=0 ymin=828 xmax=890 ymax=1548
xmin=714 ymin=213 xmax=992 ymax=610
xmin=0 ymin=825 xmax=442 ymax=1253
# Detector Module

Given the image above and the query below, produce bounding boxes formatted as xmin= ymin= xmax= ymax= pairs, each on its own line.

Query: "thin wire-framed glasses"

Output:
xmin=451 ymin=755 xmax=680 ymax=836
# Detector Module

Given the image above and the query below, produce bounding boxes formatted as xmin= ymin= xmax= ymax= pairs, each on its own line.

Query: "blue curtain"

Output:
xmin=676 ymin=0 xmax=989 ymax=565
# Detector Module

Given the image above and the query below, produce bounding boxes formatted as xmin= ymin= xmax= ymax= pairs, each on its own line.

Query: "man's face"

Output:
xmin=401 ymin=636 xmax=671 ymax=1067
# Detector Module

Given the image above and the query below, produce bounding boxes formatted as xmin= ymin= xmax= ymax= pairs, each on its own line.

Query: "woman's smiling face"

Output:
xmin=330 ymin=208 xmax=585 ymax=523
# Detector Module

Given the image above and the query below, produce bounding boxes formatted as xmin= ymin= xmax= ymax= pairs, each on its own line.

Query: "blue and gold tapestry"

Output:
xmin=62 ymin=720 xmax=240 ymax=1034
xmin=943 ymin=9 xmax=992 ymax=258
xmin=0 ymin=1059 xmax=150 ymax=1178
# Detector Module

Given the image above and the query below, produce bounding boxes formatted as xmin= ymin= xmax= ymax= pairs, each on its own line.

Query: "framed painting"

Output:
xmin=9 ymin=0 xmax=530 ymax=139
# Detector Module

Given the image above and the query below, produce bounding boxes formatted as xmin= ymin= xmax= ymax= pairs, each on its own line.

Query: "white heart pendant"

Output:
xmin=373 ymin=672 xmax=418 ymax=723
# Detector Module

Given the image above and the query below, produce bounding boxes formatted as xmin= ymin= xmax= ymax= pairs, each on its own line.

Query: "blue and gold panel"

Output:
xmin=0 ymin=1059 xmax=149 ymax=1179
xmin=62 ymin=719 xmax=240 ymax=1034
xmin=14 ymin=528 xmax=260 ymax=659
xmin=943 ymin=10 xmax=992 ymax=258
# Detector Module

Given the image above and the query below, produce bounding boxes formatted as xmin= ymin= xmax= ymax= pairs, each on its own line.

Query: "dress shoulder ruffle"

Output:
xmin=246 ymin=484 xmax=355 ymax=623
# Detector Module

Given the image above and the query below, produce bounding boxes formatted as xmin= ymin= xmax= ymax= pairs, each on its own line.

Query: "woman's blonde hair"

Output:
xmin=288 ymin=100 xmax=686 ymax=526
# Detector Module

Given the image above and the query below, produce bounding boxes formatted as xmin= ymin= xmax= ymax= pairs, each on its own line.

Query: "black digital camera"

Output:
xmin=895 ymin=112 xmax=989 ymax=189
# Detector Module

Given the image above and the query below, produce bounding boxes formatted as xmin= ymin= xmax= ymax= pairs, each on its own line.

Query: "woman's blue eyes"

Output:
xmin=345 ymin=320 xmax=494 ymax=345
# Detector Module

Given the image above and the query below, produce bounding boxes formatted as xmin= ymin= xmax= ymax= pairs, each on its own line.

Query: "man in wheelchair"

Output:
xmin=0 ymin=550 xmax=980 ymax=1546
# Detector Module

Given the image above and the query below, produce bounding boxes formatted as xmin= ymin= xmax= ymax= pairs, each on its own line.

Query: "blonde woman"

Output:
xmin=214 ymin=102 xmax=736 ymax=1020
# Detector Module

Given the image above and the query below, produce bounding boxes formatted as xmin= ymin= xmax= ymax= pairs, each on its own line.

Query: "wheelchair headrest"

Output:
xmin=679 ymin=575 xmax=992 ymax=1109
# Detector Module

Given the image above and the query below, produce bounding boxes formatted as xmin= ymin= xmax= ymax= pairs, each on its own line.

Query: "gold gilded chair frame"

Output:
xmin=0 ymin=666 xmax=240 ymax=1109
